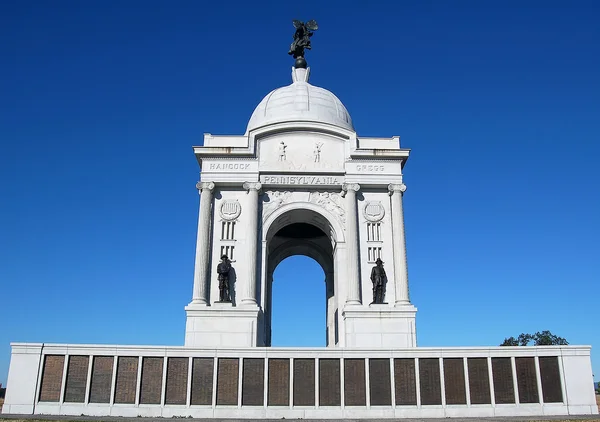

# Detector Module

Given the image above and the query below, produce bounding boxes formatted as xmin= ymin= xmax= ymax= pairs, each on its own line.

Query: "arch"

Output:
xmin=262 ymin=201 xmax=346 ymax=244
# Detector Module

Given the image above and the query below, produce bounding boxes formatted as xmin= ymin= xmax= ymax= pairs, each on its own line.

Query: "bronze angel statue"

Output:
xmin=288 ymin=19 xmax=318 ymax=59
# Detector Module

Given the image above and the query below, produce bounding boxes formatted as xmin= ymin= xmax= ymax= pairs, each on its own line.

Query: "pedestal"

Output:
xmin=342 ymin=304 xmax=417 ymax=348
xmin=184 ymin=302 xmax=261 ymax=347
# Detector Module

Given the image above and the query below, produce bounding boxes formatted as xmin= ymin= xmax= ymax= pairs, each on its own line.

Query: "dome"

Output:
xmin=246 ymin=67 xmax=354 ymax=133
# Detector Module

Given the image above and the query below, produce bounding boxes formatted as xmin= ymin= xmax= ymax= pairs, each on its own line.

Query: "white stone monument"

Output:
xmin=184 ymin=65 xmax=417 ymax=349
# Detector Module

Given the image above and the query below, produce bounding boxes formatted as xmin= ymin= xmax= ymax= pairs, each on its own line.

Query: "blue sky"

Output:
xmin=1 ymin=0 xmax=599 ymax=386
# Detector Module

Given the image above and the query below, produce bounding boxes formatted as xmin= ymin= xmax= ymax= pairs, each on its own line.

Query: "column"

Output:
xmin=388 ymin=183 xmax=410 ymax=304
xmin=191 ymin=181 xmax=215 ymax=304
xmin=241 ymin=181 xmax=262 ymax=305
xmin=342 ymin=183 xmax=361 ymax=305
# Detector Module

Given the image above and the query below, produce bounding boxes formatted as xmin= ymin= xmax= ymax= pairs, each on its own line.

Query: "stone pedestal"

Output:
xmin=184 ymin=303 xmax=261 ymax=347
xmin=342 ymin=304 xmax=417 ymax=348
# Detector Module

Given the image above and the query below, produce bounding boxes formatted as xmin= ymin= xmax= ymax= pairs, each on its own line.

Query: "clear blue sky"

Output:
xmin=1 ymin=0 xmax=599 ymax=386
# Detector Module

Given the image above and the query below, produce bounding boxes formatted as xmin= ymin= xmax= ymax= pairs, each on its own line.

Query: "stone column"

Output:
xmin=241 ymin=182 xmax=262 ymax=305
xmin=388 ymin=183 xmax=410 ymax=304
xmin=342 ymin=183 xmax=361 ymax=305
xmin=191 ymin=181 xmax=215 ymax=304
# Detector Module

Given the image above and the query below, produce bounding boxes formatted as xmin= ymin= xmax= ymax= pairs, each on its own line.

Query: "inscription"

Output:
xmin=369 ymin=359 xmax=391 ymax=406
xmin=268 ymin=359 xmax=290 ymax=406
xmin=140 ymin=357 xmax=163 ymax=404
xmin=467 ymin=358 xmax=491 ymax=404
xmin=443 ymin=358 xmax=466 ymax=405
xmin=356 ymin=164 xmax=385 ymax=172
xmin=516 ymin=357 xmax=539 ymax=403
xmin=191 ymin=358 xmax=214 ymax=405
xmin=64 ymin=355 xmax=90 ymax=403
xmin=293 ymin=359 xmax=315 ymax=406
xmin=394 ymin=358 xmax=417 ymax=406
xmin=165 ymin=357 xmax=188 ymax=405
xmin=208 ymin=163 xmax=251 ymax=171
xmin=419 ymin=358 xmax=442 ymax=405
xmin=260 ymin=175 xmax=342 ymax=185
xmin=539 ymin=357 xmax=563 ymax=403
xmin=39 ymin=355 xmax=65 ymax=402
xmin=216 ymin=358 xmax=239 ymax=406
xmin=114 ymin=357 xmax=138 ymax=404
xmin=89 ymin=356 xmax=114 ymax=403
xmin=319 ymin=359 xmax=340 ymax=406
xmin=492 ymin=357 xmax=515 ymax=404
xmin=242 ymin=358 xmax=264 ymax=406
xmin=344 ymin=359 xmax=366 ymax=406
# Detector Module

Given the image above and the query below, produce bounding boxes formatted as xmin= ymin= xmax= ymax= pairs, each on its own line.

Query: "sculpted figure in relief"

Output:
xmin=314 ymin=142 xmax=323 ymax=162
xmin=308 ymin=191 xmax=345 ymax=224
xmin=278 ymin=141 xmax=287 ymax=161
xmin=263 ymin=191 xmax=292 ymax=220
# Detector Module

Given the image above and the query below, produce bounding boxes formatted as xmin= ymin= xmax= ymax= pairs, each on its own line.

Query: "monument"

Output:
xmin=2 ymin=21 xmax=597 ymax=419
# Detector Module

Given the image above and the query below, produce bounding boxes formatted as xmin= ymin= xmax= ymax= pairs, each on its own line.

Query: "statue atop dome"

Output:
xmin=288 ymin=19 xmax=318 ymax=68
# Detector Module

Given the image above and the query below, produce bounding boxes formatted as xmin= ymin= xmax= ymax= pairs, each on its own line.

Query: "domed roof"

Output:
xmin=246 ymin=67 xmax=354 ymax=132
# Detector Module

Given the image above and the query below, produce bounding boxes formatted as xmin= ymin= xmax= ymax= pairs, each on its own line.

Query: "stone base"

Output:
xmin=184 ymin=302 xmax=261 ymax=347
xmin=342 ymin=303 xmax=417 ymax=347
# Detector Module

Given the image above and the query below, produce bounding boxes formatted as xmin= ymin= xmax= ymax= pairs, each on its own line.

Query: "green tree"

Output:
xmin=500 ymin=331 xmax=568 ymax=346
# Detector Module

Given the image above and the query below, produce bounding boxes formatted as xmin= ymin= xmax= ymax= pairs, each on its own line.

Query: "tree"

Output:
xmin=500 ymin=331 xmax=568 ymax=346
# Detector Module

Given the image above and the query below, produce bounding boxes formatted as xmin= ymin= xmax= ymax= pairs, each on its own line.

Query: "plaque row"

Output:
xmin=37 ymin=355 xmax=563 ymax=407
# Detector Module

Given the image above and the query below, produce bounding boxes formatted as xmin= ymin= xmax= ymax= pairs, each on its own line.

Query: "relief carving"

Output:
xmin=219 ymin=200 xmax=242 ymax=221
xmin=363 ymin=201 xmax=385 ymax=222
xmin=262 ymin=191 xmax=292 ymax=220
xmin=308 ymin=192 xmax=345 ymax=225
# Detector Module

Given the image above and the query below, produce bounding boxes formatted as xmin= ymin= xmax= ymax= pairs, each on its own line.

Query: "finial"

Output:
xmin=288 ymin=19 xmax=318 ymax=68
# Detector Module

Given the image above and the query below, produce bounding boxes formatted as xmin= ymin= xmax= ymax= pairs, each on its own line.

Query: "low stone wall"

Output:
xmin=2 ymin=343 xmax=597 ymax=418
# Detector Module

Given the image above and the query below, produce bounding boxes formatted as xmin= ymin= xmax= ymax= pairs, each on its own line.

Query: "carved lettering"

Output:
xmin=260 ymin=175 xmax=341 ymax=185
xmin=208 ymin=163 xmax=251 ymax=171
xmin=356 ymin=164 xmax=385 ymax=172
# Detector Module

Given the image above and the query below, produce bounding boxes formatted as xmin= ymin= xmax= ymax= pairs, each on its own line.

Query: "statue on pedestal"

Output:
xmin=217 ymin=255 xmax=231 ymax=302
xmin=370 ymin=258 xmax=387 ymax=304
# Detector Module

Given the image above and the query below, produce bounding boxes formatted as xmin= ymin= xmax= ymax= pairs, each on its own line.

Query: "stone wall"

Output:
xmin=2 ymin=343 xmax=597 ymax=418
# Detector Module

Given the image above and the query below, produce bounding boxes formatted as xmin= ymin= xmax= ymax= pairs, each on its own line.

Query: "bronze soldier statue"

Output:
xmin=370 ymin=258 xmax=387 ymax=304
xmin=217 ymin=255 xmax=231 ymax=302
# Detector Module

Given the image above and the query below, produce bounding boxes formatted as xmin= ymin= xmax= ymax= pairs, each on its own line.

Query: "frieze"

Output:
xmin=262 ymin=191 xmax=292 ymax=220
xmin=206 ymin=162 xmax=252 ymax=171
xmin=308 ymin=191 xmax=345 ymax=225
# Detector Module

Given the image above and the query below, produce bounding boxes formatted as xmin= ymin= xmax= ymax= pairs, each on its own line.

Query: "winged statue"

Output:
xmin=288 ymin=19 xmax=318 ymax=59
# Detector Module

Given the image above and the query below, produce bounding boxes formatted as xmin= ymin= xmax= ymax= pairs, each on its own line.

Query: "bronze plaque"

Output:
xmin=216 ymin=358 xmax=239 ymax=405
xmin=467 ymin=358 xmax=491 ymax=404
xmin=492 ymin=357 xmax=515 ymax=404
xmin=64 ymin=355 xmax=89 ymax=403
xmin=39 ymin=355 xmax=65 ymax=402
xmin=516 ymin=357 xmax=539 ymax=403
xmin=293 ymin=358 xmax=315 ymax=406
xmin=419 ymin=358 xmax=441 ymax=405
xmin=443 ymin=358 xmax=466 ymax=405
xmin=394 ymin=358 xmax=416 ymax=405
xmin=165 ymin=357 xmax=188 ymax=405
xmin=191 ymin=357 xmax=213 ymax=405
xmin=539 ymin=356 xmax=563 ymax=403
xmin=344 ymin=359 xmax=366 ymax=406
xmin=268 ymin=359 xmax=289 ymax=406
xmin=319 ymin=359 xmax=340 ymax=406
xmin=114 ymin=356 xmax=138 ymax=404
xmin=89 ymin=356 xmax=114 ymax=403
xmin=140 ymin=357 xmax=163 ymax=404
xmin=369 ymin=359 xmax=391 ymax=406
xmin=242 ymin=358 xmax=264 ymax=406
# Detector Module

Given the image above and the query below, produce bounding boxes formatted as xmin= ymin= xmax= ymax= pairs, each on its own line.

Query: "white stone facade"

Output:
xmin=185 ymin=67 xmax=416 ymax=348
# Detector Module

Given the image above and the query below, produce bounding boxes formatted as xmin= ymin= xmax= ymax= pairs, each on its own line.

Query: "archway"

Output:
xmin=261 ymin=206 xmax=341 ymax=347
xmin=270 ymin=255 xmax=326 ymax=347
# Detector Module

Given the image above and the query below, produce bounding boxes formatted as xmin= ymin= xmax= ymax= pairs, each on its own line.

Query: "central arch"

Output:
xmin=260 ymin=204 xmax=344 ymax=347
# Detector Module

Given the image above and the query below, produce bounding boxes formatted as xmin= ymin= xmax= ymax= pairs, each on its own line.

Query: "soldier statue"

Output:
xmin=217 ymin=255 xmax=231 ymax=302
xmin=370 ymin=258 xmax=387 ymax=304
